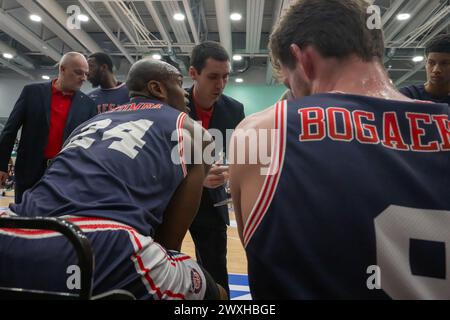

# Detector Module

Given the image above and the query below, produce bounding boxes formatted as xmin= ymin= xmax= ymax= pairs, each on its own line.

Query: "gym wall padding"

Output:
xmin=224 ymin=85 xmax=287 ymax=115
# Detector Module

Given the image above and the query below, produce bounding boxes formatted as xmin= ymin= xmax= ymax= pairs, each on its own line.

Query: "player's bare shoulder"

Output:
xmin=230 ymin=104 xmax=277 ymax=167
xmin=235 ymin=104 xmax=277 ymax=132
xmin=182 ymin=114 xmax=213 ymax=142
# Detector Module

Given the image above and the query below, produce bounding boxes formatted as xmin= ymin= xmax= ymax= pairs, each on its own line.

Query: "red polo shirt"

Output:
xmin=193 ymin=92 xmax=214 ymax=130
xmin=44 ymin=80 xmax=74 ymax=159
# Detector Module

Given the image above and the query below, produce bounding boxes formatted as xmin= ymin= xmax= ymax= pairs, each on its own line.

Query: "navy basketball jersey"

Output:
xmin=11 ymin=98 xmax=189 ymax=236
xmin=88 ymin=82 xmax=130 ymax=113
xmin=245 ymin=93 xmax=450 ymax=299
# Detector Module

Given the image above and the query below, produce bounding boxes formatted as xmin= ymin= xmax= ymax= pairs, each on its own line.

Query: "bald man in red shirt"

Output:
xmin=0 ymin=52 xmax=97 ymax=203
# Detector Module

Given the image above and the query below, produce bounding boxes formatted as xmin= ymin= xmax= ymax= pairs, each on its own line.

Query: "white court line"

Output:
xmin=229 ymin=284 xmax=250 ymax=292
xmin=232 ymin=293 xmax=252 ymax=300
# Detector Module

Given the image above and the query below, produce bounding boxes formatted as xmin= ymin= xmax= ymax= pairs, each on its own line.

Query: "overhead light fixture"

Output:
xmin=412 ymin=56 xmax=424 ymax=63
xmin=77 ymin=14 xmax=89 ymax=22
xmin=235 ymin=78 xmax=244 ymax=83
xmin=29 ymin=14 xmax=42 ymax=22
xmin=396 ymin=13 xmax=411 ymax=21
xmin=3 ymin=53 xmax=14 ymax=59
xmin=152 ymin=54 xmax=162 ymax=60
xmin=42 ymin=75 xmax=50 ymax=80
xmin=233 ymin=54 xmax=243 ymax=61
xmin=173 ymin=13 xmax=185 ymax=21
xmin=230 ymin=13 xmax=242 ymax=21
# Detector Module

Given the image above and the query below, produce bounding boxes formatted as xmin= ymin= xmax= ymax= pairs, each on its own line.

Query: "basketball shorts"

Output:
xmin=0 ymin=212 xmax=211 ymax=300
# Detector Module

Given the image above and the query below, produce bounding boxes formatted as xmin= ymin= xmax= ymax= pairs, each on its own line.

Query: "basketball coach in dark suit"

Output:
xmin=0 ymin=52 xmax=97 ymax=203
xmin=187 ymin=42 xmax=245 ymax=296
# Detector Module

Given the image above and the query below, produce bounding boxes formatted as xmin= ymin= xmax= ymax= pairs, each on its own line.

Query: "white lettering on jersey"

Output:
xmin=62 ymin=119 xmax=112 ymax=152
xmin=103 ymin=120 xmax=153 ymax=159
xmin=62 ymin=119 xmax=153 ymax=159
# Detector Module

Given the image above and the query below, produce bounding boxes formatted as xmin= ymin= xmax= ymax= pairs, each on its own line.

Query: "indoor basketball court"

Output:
xmin=0 ymin=0 xmax=449 ymax=302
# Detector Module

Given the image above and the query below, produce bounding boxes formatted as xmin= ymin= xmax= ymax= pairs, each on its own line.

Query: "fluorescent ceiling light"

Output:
xmin=42 ymin=75 xmax=50 ymax=80
xmin=29 ymin=14 xmax=42 ymax=22
xmin=412 ymin=56 xmax=424 ymax=63
xmin=173 ymin=13 xmax=185 ymax=21
xmin=233 ymin=54 xmax=243 ymax=61
xmin=396 ymin=13 xmax=411 ymax=21
xmin=2 ymin=53 xmax=14 ymax=59
xmin=77 ymin=14 xmax=89 ymax=22
xmin=235 ymin=78 xmax=244 ymax=83
xmin=152 ymin=54 xmax=162 ymax=60
xmin=230 ymin=13 xmax=242 ymax=21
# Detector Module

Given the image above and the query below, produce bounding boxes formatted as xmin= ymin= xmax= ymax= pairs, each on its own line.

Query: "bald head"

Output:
xmin=57 ymin=52 xmax=89 ymax=92
xmin=126 ymin=58 xmax=188 ymax=112
xmin=60 ymin=52 xmax=87 ymax=68
xmin=126 ymin=59 xmax=181 ymax=93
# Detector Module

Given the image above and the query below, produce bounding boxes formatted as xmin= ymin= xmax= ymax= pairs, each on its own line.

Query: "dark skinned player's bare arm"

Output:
xmin=155 ymin=116 xmax=213 ymax=251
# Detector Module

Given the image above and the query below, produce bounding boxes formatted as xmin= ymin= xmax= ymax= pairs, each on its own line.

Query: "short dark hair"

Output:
xmin=269 ymin=0 xmax=385 ymax=70
xmin=190 ymin=41 xmax=230 ymax=73
xmin=126 ymin=59 xmax=181 ymax=95
xmin=425 ymin=34 xmax=450 ymax=56
xmin=88 ymin=52 xmax=114 ymax=72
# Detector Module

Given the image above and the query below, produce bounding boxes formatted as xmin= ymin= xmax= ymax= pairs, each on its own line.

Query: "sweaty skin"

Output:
xmin=230 ymin=54 xmax=414 ymax=246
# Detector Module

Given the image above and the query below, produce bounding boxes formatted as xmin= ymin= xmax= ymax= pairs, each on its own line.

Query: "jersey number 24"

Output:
xmin=62 ymin=118 xmax=154 ymax=159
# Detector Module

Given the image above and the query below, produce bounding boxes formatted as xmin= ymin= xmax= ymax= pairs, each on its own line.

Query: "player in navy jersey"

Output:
xmin=87 ymin=52 xmax=130 ymax=113
xmin=229 ymin=0 xmax=450 ymax=299
xmin=399 ymin=34 xmax=450 ymax=106
xmin=0 ymin=59 xmax=227 ymax=300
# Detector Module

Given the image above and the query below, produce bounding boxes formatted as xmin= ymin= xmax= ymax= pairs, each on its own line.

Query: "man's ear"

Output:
xmin=147 ymin=80 xmax=167 ymax=100
xmin=189 ymin=66 xmax=198 ymax=81
xmin=290 ymin=44 xmax=315 ymax=82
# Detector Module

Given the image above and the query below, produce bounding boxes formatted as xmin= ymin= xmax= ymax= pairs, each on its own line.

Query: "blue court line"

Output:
xmin=229 ymin=273 xmax=251 ymax=300
xmin=229 ymin=273 xmax=249 ymax=286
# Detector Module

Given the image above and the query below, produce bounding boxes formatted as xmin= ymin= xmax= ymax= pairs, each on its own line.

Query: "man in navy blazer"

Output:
xmin=187 ymin=42 xmax=245 ymax=296
xmin=0 ymin=52 xmax=97 ymax=203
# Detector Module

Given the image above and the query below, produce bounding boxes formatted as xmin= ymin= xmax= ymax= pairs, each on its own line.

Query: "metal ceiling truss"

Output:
xmin=384 ymin=0 xmax=430 ymax=45
xmin=246 ymin=0 xmax=265 ymax=54
xmin=0 ymin=0 xmax=448 ymax=84
xmin=0 ymin=7 xmax=62 ymax=62
xmin=35 ymin=0 xmax=102 ymax=53
xmin=266 ymin=0 xmax=291 ymax=84
xmin=0 ymin=39 xmax=35 ymax=69
xmin=0 ymin=56 xmax=34 ymax=79
xmin=161 ymin=0 xmax=193 ymax=52
xmin=16 ymin=0 xmax=86 ymax=53
xmin=78 ymin=0 xmax=135 ymax=63
xmin=214 ymin=0 xmax=232 ymax=56
xmin=114 ymin=0 xmax=167 ymax=50
xmin=102 ymin=1 xmax=138 ymax=46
